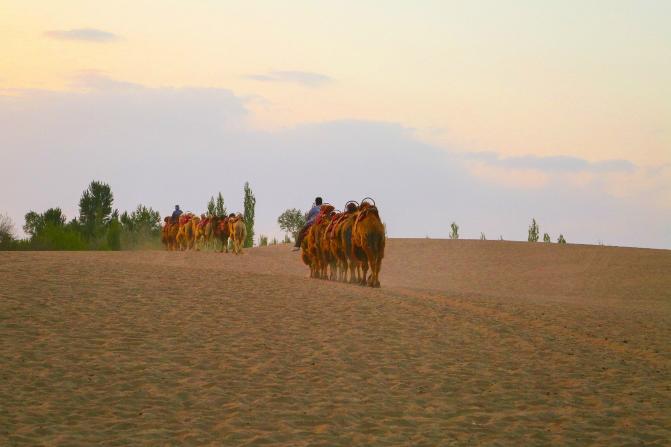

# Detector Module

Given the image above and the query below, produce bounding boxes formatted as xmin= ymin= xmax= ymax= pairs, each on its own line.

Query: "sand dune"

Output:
xmin=1 ymin=239 xmax=670 ymax=445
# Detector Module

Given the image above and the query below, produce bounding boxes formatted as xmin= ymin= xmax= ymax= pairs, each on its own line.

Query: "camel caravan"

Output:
xmin=301 ymin=198 xmax=385 ymax=288
xmin=161 ymin=212 xmax=247 ymax=254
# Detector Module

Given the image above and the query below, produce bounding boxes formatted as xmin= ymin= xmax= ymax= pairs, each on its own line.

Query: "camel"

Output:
xmin=189 ymin=215 xmax=201 ymax=249
xmin=228 ymin=213 xmax=247 ymax=255
xmin=303 ymin=204 xmax=335 ymax=279
xmin=315 ymin=207 xmax=338 ymax=280
xmin=195 ymin=214 xmax=213 ymax=250
xmin=325 ymin=201 xmax=358 ymax=282
xmin=352 ymin=198 xmax=385 ymax=287
xmin=339 ymin=206 xmax=367 ymax=284
xmin=211 ymin=215 xmax=231 ymax=253
xmin=301 ymin=229 xmax=318 ymax=278
xmin=161 ymin=217 xmax=179 ymax=251
xmin=175 ymin=213 xmax=195 ymax=250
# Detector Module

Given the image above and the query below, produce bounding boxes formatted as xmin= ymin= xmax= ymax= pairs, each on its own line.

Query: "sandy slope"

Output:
xmin=1 ymin=239 xmax=670 ymax=445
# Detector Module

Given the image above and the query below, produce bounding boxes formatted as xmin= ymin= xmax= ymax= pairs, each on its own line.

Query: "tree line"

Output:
xmin=0 ymin=180 xmax=257 ymax=250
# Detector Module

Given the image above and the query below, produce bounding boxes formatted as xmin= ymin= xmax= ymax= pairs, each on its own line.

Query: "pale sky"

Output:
xmin=1 ymin=1 xmax=670 ymax=247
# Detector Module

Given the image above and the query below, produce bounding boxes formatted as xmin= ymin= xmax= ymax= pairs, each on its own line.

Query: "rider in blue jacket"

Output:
xmin=293 ymin=197 xmax=322 ymax=250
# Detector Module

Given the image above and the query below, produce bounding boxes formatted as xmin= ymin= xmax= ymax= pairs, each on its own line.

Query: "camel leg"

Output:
xmin=348 ymin=260 xmax=357 ymax=283
xmin=360 ymin=261 xmax=369 ymax=286
xmin=374 ymin=256 xmax=382 ymax=288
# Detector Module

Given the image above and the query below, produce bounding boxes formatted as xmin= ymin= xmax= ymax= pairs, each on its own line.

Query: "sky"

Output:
xmin=1 ymin=0 xmax=670 ymax=248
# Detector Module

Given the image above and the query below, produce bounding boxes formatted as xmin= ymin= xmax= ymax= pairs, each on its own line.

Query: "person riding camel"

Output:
xmin=293 ymin=197 xmax=323 ymax=251
xmin=171 ymin=205 xmax=183 ymax=223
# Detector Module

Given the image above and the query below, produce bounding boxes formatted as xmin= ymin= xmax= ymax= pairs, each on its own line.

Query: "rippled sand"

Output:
xmin=1 ymin=240 xmax=670 ymax=445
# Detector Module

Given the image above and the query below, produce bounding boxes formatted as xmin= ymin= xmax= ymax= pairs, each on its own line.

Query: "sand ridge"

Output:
xmin=1 ymin=239 xmax=670 ymax=445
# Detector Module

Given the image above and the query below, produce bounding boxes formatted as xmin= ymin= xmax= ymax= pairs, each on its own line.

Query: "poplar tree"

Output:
xmin=243 ymin=182 xmax=256 ymax=247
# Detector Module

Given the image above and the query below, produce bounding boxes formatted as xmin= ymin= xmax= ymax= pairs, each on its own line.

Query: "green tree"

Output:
xmin=543 ymin=232 xmax=551 ymax=243
xmin=0 ymin=213 xmax=15 ymax=246
xmin=106 ymin=217 xmax=122 ymax=250
xmin=449 ymin=222 xmax=459 ymax=239
xmin=259 ymin=235 xmax=268 ymax=247
xmin=79 ymin=181 xmax=114 ymax=239
xmin=277 ymin=208 xmax=306 ymax=242
xmin=243 ymin=182 xmax=256 ymax=248
xmin=528 ymin=218 xmax=539 ymax=242
xmin=23 ymin=208 xmax=65 ymax=237
xmin=130 ymin=205 xmax=160 ymax=232
xmin=23 ymin=211 xmax=43 ymax=237
xmin=207 ymin=196 xmax=216 ymax=217
xmin=557 ymin=234 xmax=567 ymax=244
xmin=216 ymin=192 xmax=226 ymax=217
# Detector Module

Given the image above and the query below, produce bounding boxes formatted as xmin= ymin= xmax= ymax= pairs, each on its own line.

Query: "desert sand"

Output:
xmin=1 ymin=239 xmax=670 ymax=445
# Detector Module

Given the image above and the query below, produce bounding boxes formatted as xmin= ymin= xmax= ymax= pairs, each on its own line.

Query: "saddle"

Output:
xmin=315 ymin=204 xmax=335 ymax=226
xmin=325 ymin=212 xmax=350 ymax=239
xmin=179 ymin=214 xmax=193 ymax=225
xmin=353 ymin=205 xmax=379 ymax=235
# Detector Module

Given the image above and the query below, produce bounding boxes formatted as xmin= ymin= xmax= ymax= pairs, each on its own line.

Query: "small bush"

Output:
xmin=259 ymin=235 xmax=268 ymax=247
xmin=557 ymin=234 xmax=567 ymax=244
xmin=543 ymin=233 xmax=551 ymax=243
xmin=449 ymin=222 xmax=459 ymax=240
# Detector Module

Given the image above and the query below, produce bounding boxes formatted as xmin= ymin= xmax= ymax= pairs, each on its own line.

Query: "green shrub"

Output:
xmin=449 ymin=222 xmax=459 ymax=239
xmin=31 ymin=224 xmax=87 ymax=250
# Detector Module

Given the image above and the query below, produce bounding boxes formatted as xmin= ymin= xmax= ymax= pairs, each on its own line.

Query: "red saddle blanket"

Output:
xmin=179 ymin=214 xmax=193 ymax=225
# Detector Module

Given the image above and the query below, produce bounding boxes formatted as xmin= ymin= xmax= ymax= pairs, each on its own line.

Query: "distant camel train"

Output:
xmin=162 ymin=212 xmax=247 ymax=254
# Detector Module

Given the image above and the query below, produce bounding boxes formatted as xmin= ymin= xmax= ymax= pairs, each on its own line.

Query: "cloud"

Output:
xmin=464 ymin=152 xmax=635 ymax=173
xmin=244 ymin=70 xmax=332 ymax=87
xmin=44 ymin=28 xmax=119 ymax=42
xmin=71 ymin=71 xmax=142 ymax=90
xmin=0 ymin=75 xmax=668 ymax=248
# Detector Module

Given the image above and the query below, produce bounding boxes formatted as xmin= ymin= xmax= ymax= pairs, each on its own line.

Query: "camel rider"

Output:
xmin=171 ymin=205 xmax=183 ymax=223
xmin=293 ymin=197 xmax=323 ymax=251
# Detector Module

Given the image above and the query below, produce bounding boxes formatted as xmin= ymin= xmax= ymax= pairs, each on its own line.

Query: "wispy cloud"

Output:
xmin=465 ymin=152 xmax=635 ymax=173
xmin=44 ymin=28 xmax=119 ymax=42
xmin=70 ymin=71 xmax=142 ymax=90
xmin=244 ymin=70 xmax=332 ymax=87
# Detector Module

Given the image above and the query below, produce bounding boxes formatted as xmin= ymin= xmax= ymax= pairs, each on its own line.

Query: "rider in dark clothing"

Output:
xmin=171 ymin=205 xmax=183 ymax=222
xmin=293 ymin=197 xmax=323 ymax=250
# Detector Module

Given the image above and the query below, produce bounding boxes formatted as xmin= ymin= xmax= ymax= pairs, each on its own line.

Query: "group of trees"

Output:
xmin=0 ymin=180 xmax=259 ymax=251
xmin=528 ymin=218 xmax=566 ymax=244
xmin=1 ymin=181 xmax=161 ymax=250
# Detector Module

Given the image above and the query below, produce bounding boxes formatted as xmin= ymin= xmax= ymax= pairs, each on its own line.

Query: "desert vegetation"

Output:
xmin=277 ymin=208 xmax=307 ymax=243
